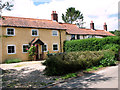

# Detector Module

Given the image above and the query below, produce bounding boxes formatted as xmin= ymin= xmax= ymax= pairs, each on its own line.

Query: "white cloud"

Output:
xmin=2 ymin=0 xmax=119 ymax=31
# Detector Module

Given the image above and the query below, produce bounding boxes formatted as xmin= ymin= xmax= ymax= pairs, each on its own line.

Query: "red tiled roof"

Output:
xmin=0 ymin=16 xmax=66 ymax=30
xmin=0 ymin=16 xmax=115 ymax=36
xmin=61 ymin=23 xmax=115 ymax=36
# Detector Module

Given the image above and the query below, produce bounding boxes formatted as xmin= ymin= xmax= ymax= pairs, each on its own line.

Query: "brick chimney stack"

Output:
xmin=51 ymin=11 xmax=58 ymax=22
xmin=90 ymin=21 xmax=94 ymax=30
xmin=104 ymin=22 xmax=107 ymax=31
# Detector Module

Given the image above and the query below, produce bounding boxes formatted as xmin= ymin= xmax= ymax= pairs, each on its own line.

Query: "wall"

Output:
xmin=0 ymin=27 xmax=2 ymax=63
xmin=1 ymin=27 xmax=66 ymax=63
xmin=66 ymin=34 xmax=103 ymax=41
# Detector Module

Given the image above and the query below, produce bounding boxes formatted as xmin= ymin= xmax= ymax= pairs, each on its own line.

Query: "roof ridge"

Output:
xmin=60 ymin=23 xmax=76 ymax=25
xmin=2 ymin=16 xmax=52 ymax=21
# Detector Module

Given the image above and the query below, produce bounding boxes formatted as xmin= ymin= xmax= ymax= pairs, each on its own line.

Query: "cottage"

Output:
xmin=0 ymin=11 xmax=114 ymax=63
xmin=61 ymin=21 xmax=115 ymax=40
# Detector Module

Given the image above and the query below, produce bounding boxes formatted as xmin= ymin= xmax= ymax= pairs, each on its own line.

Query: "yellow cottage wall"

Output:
xmin=1 ymin=27 xmax=66 ymax=63
xmin=0 ymin=27 xmax=2 ymax=63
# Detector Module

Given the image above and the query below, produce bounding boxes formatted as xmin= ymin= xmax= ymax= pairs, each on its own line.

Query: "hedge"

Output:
xmin=43 ymin=50 xmax=116 ymax=76
xmin=64 ymin=36 xmax=120 ymax=52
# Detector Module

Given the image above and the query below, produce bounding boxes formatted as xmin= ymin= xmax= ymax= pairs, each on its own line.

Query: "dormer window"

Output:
xmin=7 ymin=28 xmax=15 ymax=36
xmin=32 ymin=29 xmax=38 ymax=36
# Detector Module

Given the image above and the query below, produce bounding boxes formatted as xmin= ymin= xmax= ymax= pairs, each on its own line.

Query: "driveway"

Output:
xmin=51 ymin=65 xmax=118 ymax=88
xmin=0 ymin=61 xmax=46 ymax=71
xmin=0 ymin=61 xmax=60 ymax=88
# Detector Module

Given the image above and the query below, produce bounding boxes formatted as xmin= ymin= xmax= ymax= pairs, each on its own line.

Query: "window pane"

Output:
xmin=23 ymin=45 xmax=28 ymax=52
xmin=8 ymin=50 xmax=11 ymax=53
xmin=7 ymin=29 xmax=14 ymax=35
xmin=32 ymin=31 xmax=34 ymax=35
xmin=52 ymin=31 xmax=57 ymax=36
xmin=53 ymin=45 xmax=58 ymax=50
xmin=8 ymin=46 xmax=11 ymax=50
xmin=77 ymin=35 xmax=80 ymax=39
xmin=8 ymin=46 xmax=15 ymax=54
xmin=11 ymin=31 xmax=14 ymax=35
xmin=42 ymin=45 xmax=47 ymax=51
xmin=34 ymin=31 xmax=37 ymax=35
xmin=71 ymin=35 xmax=75 ymax=40
xmin=32 ymin=30 xmax=38 ymax=36
xmin=12 ymin=49 xmax=15 ymax=53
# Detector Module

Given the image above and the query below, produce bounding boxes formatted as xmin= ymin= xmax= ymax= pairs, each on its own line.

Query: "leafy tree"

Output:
xmin=0 ymin=0 xmax=13 ymax=18
xmin=109 ymin=30 xmax=120 ymax=36
xmin=62 ymin=7 xmax=84 ymax=24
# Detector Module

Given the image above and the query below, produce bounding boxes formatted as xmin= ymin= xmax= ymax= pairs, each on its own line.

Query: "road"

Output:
xmin=51 ymin=65 xmax=119 ymax=88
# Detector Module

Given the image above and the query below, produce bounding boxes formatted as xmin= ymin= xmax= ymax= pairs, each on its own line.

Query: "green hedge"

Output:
xmin=64 ymin=36 xmax=120 ymax=52
xmin=43 ymin=50 xmax=116 ymax=76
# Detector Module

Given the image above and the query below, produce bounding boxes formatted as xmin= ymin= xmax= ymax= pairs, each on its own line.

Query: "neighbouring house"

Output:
xmin=0 ymin=11 xmax=114 ymax=63
xmin=61 ymin=21 xmax=115 ymax=40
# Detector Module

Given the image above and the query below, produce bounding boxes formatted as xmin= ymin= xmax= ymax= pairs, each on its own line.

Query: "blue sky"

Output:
xmin=3 ymin=0 xmax=119 ymax=31
xmin=32 ymin=0 xmax=52 ymax=5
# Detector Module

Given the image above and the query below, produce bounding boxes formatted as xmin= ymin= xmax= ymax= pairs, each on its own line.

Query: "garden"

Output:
xmin=43 ymin=36 xmax=120 ymax=76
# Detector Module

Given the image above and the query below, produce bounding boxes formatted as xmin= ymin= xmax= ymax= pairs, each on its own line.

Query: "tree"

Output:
xmin=62 ymin=7 xmax=84 ymax=25
xmin=0 ymin=0 xmax=13 ymax=18
xmin=109 ymin=30 xmax=120 ymax=36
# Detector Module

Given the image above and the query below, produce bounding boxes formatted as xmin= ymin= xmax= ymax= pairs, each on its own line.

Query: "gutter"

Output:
xmin=1 ymin=25 xmax=66 ymax=30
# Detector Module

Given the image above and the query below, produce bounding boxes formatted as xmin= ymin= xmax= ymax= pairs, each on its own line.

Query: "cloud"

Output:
xmin=2 ymin=0 xmax=119 ymax=31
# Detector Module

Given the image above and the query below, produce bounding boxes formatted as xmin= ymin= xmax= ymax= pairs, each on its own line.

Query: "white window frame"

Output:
xmin=6 ymin=28 xmax=15 ymax=36
xmin=22 ymin=44 xmax=29 ymax=53
xmin=53 ymin=43 xmax=59 ymax=51
xmin=41 ymin=44 xmax=48 ymax=52
xmin=31 ymin=29 xmax=39 ymax=36
xmin=7 ymin=45 xmax=16 ymax=54
xmin=52 ymin=30 xmax=58 ymax=36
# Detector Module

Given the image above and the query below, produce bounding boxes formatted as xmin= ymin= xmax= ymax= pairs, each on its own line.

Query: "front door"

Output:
xmin=36 ymin=45 xmax=39 ymax=60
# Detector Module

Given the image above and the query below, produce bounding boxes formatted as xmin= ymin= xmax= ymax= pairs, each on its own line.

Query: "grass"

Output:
xmin=14 ymin=64 xmax=24 ymax=67
xmin=84 ymin=65 xmax=104 ymax=72
xmin=5 ymin=59 xmax=22 ymax=64
xmin=54 ymin=73 xmax=78 ymax=81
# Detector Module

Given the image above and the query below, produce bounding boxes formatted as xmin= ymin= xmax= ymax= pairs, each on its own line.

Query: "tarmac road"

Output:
xmin=52 ymin=65 xmax=119 ymax=89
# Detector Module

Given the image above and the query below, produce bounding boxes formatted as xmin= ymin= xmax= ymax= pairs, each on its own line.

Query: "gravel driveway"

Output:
xmin=0 ymin=61 xmax=59 ymax=88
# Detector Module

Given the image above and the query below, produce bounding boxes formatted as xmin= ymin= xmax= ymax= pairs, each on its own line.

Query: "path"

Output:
xmin=51 ymin=65 xmax=118 ymax=88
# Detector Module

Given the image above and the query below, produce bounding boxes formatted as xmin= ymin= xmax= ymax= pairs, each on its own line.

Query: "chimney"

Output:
xmin=51 ymin=11 xmax=58 ymax=22
xmin=90 ymin=21 xmax=94 ymax=30
xmin=103 ymin=22 xmax=107 ymax=31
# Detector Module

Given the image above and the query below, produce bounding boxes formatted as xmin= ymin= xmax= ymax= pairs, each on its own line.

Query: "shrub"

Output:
xmin=27 ymin=45 xmax=37 ymax=60
xmin=43 ymin=50 xmax=105 ymax=76
xmin=100 ymin=50 xmax=117 ymax=66
xmin=102 ymin=44 xmax=120 ymax=53
xmin=5 ymin=59 xmax=22 ymax=64
xmin=100 ymin=57 xmax=116 ymax=67
xmin=64 ymin=36 xmax=120 ymax=52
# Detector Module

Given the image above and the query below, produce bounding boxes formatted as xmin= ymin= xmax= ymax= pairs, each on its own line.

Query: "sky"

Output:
xmin=2 ymin=0 xmax=119 ymax=31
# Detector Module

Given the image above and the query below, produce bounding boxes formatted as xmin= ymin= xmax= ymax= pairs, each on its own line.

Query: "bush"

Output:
xmin=100 ymin=50 xmax=117 ymax=66
xmin=100 ymin=57 xmax=116 ymax=67
xmin=44 ymin=49 xmax=117 ymax=76
xmin=102 ymin=44 xmax=120 ymax=53
xmin=43 ymin=50 xmax=106 ymax=76
xmin=64 ymin=36 xmax=120 ymax=52
xmin=5 ymin=59 xmax=22 ymax=64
